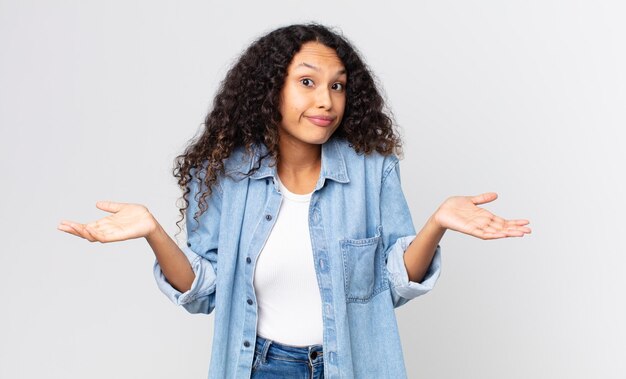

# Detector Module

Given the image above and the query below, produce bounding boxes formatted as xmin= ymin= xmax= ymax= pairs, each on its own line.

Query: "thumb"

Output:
xmin=470 ymin=192 xmax=498 ymax=205
xmin=95 ymin=200 xmax=125 ymax=213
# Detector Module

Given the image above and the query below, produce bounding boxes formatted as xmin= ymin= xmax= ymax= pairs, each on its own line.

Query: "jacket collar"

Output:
xmin=247 ymin=138 xmax=350 ymax=188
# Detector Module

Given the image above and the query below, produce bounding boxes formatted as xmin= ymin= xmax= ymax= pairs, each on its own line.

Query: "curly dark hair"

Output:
xmin=173 ymin=23 xmax=402 ymax=234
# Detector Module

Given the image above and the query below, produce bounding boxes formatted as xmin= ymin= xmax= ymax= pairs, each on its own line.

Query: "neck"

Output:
xmin=276 ymin=138 xmax=323 ymax=194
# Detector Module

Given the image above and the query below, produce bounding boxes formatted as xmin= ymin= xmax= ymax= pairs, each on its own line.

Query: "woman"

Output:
xmin=58 ymin=24 xmax=531 ymax=379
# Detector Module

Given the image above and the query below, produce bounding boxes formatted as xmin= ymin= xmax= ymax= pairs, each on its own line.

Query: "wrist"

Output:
xmin=426 ymin=209 xmax=446 ymax=231
xmin=429 ymin=211 xmax=447 ymax=234
xmin=145 ymin=215 xmax=164 ymax=243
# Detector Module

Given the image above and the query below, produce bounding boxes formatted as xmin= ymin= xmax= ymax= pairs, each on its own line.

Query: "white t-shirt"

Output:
xmin=253 ymin=176 xmax=324 ymax=346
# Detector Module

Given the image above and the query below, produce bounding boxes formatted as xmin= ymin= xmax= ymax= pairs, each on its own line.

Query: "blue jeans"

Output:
xmin=250 ymin=335 xmax=324 ymax=379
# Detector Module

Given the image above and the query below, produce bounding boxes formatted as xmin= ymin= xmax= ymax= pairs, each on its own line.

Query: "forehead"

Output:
xmin=288 ymin=42 xmax=345 ymax=71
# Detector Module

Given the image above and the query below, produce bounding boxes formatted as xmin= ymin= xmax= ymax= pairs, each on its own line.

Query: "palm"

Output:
xmin=58 ymin=201 xmax=157 ymax=243
xmin=434 ymin=193 xmax=531 ymax=240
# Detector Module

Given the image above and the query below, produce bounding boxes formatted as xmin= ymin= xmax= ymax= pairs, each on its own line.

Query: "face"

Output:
xmin=278 ymin=41 xmax=347 ymax=150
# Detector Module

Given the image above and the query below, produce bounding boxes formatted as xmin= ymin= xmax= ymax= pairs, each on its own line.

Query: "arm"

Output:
xmin=379 ymin=157 xmax=442 ymax=308
xmin=58 ymin=201 xmax=198 ymax=296
xmin=404 ymin=192 xmax=533 ymax=283
xmin=152 ymin=168 xmax=221 ymax=314
xmin=146 ymin=222 xmax=195 ymax=293
xmin=380 ymin=156 xmax=532 ymax=307
xmin=403 ymin=215 xmax=446 ymax=283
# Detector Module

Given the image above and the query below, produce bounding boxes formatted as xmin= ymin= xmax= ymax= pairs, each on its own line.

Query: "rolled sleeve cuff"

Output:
xmin=386 ymin=235 xmax=442 ymax=300
xmin=152 ymin=243 xmax=217 ymax=306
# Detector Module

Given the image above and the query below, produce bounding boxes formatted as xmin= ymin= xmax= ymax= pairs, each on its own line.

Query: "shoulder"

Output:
xmin=193 ymin=145 xmax=259 ymax=182
xmin=331 ymin=138 xmax=399 ymax=179
xmin=223 ymin=145 xmax=256 ymax=175
xmin=188 ymin=145 xmax=256 ymax=197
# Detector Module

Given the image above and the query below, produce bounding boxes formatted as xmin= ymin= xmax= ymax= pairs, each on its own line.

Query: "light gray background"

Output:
xmin=1 ymin=1 xmax=624 ymax=378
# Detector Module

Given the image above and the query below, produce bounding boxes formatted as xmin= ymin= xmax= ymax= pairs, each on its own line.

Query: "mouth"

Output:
xmin=304 ymin=115 xmax=336 ymax=127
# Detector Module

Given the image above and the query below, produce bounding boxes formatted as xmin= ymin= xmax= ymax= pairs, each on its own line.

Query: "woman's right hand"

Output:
xmin=57 ymin=201 xmax=159 ymax=243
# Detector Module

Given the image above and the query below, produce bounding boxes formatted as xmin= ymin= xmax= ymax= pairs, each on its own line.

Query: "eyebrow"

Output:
xmin=295 ymin=62 xmax=346 ymax=75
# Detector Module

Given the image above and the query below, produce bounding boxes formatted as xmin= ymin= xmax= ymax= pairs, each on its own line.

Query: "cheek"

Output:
xmin=280 ymin=90 xmax=304 ymax=120
xmin=286 ymin=102 xmax=306 ymax=121
xmin=283 ymin=105 xmax=300 ymax=122
xmin=336 ymin=98 xmax=347 ymax=117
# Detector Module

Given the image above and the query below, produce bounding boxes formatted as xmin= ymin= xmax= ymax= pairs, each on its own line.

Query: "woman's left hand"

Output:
xmin=433 ymin=192 xmax=531 ymax=240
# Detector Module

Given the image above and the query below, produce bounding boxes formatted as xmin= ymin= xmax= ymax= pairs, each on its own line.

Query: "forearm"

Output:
xmin=146 ymin=223 xmax=195 ymax=293
xmin=404 ymin=214 xmax=446 ymax=283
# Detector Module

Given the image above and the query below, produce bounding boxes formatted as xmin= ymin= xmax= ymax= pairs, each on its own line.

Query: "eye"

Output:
xmin=332 ymin=82 xmax=345 ymax=91
xmin=300 ymin=78 xmax=314 ymax=87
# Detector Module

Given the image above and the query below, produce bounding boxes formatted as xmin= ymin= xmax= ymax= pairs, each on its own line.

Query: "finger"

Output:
xmin=82 ymin=225 xmax=102 ymax=242
xmin=87 ymin=224 xmax=120 ymax=242
xmin=512 ymin=226 xmax=532 ymax=234
xmin=482 ymin=225 xmax=500 ymax=234
xmin=85 ymin=220 xmax=100 ymax=229
xmin=95 ymin=201 xmax=125 ymax=214
xmin=57 ymin=224 xmax=84 ymax=238
xmin=482 ymin=231 xmax=507 ymax=240
xmin=67 ymin=223 xmax=98 ymax=242
xmin=491 ymin=224 xmax=530 ymax=236
xmin=503 ymin=220 xmax=532 ymax=234
xmin=493 ymin=226 xmax=527 ymax=237
xmin=77 ymin=225 xmax=98 ymax=242
xmin=59 ymin=219 xmax=84 ymax=227
xmin=85 ymin=221 xmax=114 ymax=241
xmin=489 ymin=215 xmax=506 ymax=229
xmin=470 ymin=226 xmax=504 ymax=240
xmin=503 ymin=230 xmax=526 ymax=237
xmin=488 ymin=218 xmax=530 ymax=233
xmin=471 ymin=192 xmax=498 ymax=205
xmin=479 ymin=225 xmax=528 ymax=239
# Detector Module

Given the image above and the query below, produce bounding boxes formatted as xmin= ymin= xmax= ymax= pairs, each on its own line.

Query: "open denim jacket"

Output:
xmin=154 ymin=137 xmax=442 ymax=378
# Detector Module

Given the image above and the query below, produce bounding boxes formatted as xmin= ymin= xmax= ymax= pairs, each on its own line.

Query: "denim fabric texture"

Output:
xmin=154 ymin=137 xmax=442 ymax=379
xmin=251 ymin=335 xmax=324 ymax=379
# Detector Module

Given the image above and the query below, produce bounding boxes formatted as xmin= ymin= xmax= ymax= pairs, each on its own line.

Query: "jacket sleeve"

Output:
xmin=153 ymin=167 xmax=221 ymax=314
xmin=380 ymin=156 xmax=442 ymax=308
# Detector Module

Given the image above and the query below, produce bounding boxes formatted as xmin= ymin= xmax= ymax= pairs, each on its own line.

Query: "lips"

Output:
xmin=305 ymin=115 xmax=335 ymax=127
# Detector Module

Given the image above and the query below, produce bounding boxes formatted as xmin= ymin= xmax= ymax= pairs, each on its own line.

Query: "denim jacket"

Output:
xmin=154 ymin=137 xmax=442 ymax=378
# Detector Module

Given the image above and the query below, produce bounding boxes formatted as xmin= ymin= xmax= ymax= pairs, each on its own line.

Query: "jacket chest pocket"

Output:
xmin=340 ymin=227 xmax=387 ymax=303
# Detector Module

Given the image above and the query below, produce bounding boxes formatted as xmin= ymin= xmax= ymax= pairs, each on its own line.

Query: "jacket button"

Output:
xmin=265 ymin=214 xmax=272 ymax=221
xmin=246 ymin=257 xmax=251 ymax=264
xmin=310 ymin=351 xmax=318 ymax=359
xmin=247 ymin=298 xmax=253 ymax=305
xmin=243 ymin=341 xmax=250 ymax=347
xmin=186 ymin=242 xmax=191 ymax=247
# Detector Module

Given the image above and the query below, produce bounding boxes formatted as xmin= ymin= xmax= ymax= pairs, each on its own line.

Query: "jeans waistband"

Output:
xmin=255 ymin=335 xmax=323 ymax=363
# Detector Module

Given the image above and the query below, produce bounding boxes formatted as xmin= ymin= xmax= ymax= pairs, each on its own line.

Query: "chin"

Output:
xmin=310 ymin=128 xmax=339 ymax=144
xmin=306 ymin=134 xmax=334 ymax=145
xmin=281 ymin=125 xmax=338 ymax=147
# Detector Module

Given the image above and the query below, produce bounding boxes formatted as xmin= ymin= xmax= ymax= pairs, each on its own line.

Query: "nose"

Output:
xmin=315 ymin=86 xmax=332 ymax=110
